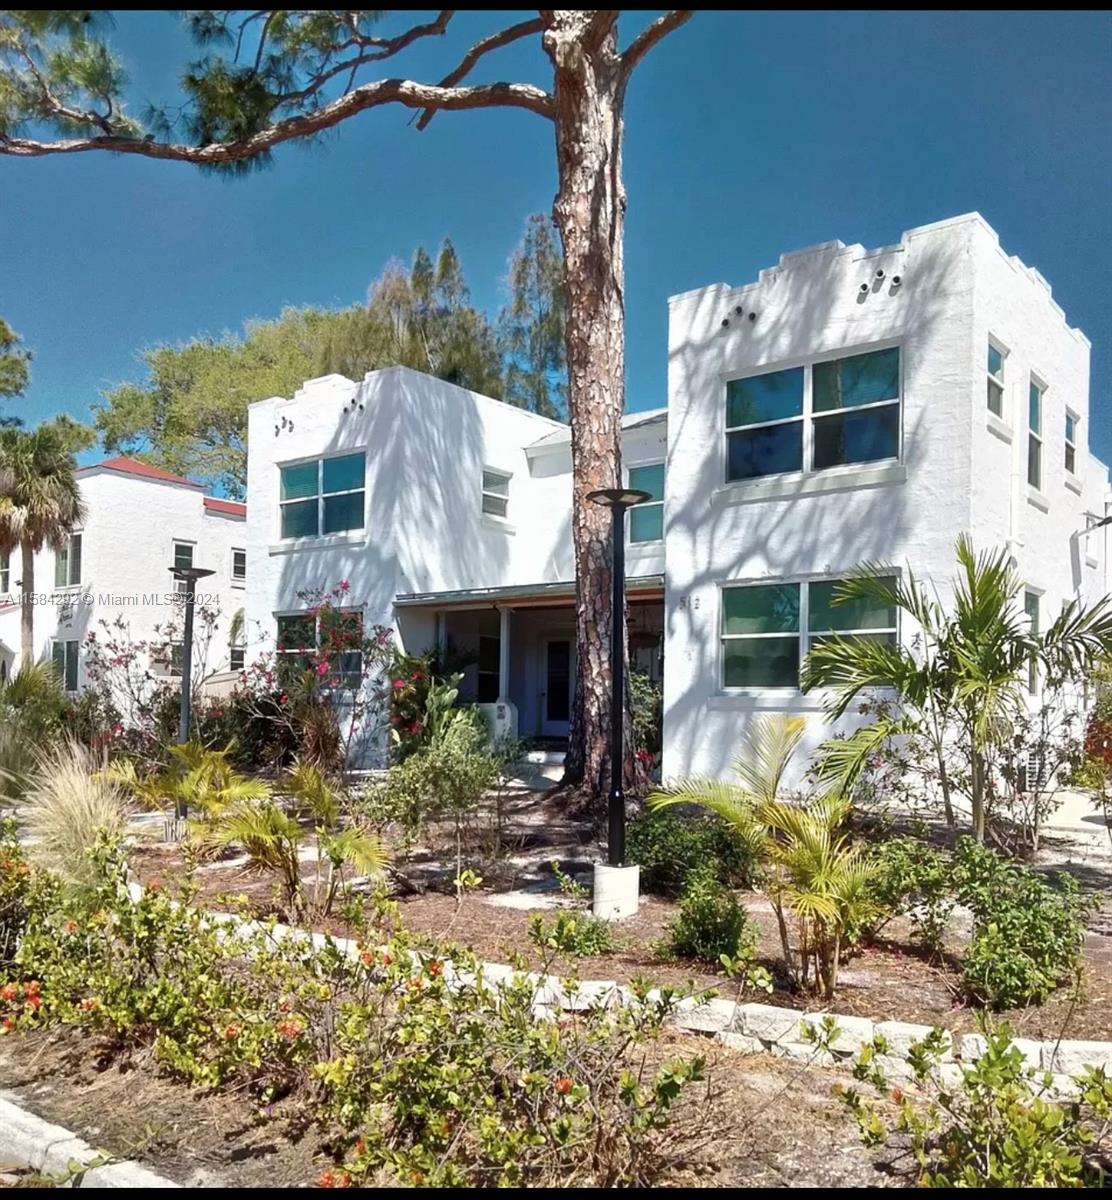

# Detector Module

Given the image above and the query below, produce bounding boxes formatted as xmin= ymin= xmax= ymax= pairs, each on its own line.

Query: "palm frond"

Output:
xmin=733 ymin=715 xmax=805 ymax=803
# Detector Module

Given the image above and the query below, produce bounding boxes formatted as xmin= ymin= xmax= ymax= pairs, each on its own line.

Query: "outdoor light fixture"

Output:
xmin=586 ymin=486 xmax=651 ymax=921
xmin=168 ymin=564 xmax=215 ymax=832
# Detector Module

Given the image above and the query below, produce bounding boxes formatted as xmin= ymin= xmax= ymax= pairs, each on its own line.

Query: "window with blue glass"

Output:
xmin=628 ymin=462 xmax=665 ymax=542
xmin=725 ymin=347 xmax=900 ymax=482
xmin=280 ymin=452 xmax=365 ymax=539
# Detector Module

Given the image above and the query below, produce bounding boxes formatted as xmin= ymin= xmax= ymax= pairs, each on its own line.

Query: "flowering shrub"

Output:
xmin=0 ymin=831 xmax=709 ymax=1186
xmin=387 ymin=650 xmax=435 ymax=759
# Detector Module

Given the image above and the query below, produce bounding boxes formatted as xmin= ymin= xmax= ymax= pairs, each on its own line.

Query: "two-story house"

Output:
xmin=246 ymin=213 xmax=1110 ymax=776
xmin=0 ymin=456 xmax=248 ymax=698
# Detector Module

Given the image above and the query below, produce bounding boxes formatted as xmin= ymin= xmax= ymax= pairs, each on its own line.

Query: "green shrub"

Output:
xmin=840 ymin=1025 xmax=1112 ymax=1186
xmin=529 ymin=909 xmax=615 ymax=957
xmin=951 ymin=838 xmax=1089 ymax=1009
xmin=3 ymin=839 xmax=707 ymax=1187
xmin=628 ymin=809 xmax=754 ymax=898
xmin=865 ymin=836 xmax=953 ymax=954
xmin=630 ymin=669 xmax=663 ymax=759
xmin=666 ymin=867 xmax=752 ymax=963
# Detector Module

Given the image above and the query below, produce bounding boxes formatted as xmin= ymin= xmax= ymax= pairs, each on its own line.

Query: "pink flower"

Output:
xmin=338 ymin=580 xmax=351 ymax=593
xmin=316 ymin=661 xmax=330 ymax=677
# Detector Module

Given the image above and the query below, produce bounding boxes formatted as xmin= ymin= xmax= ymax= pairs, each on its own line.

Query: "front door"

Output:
xmin=541 ymin=637 xmax=573 ymax=737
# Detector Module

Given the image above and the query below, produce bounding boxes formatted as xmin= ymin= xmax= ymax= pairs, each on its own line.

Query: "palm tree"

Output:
xmin=802 ymin=535 xmax=1112 ymax=842
xmin=648 ymin=715 xmax=878 ymax=999
xmin=0 ymin=425 xmax=86 ymax=664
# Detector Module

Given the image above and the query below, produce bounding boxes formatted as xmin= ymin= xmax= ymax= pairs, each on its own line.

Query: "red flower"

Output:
xmin=79 ymin=998 xmax=99 ymax=1012
xmin=338 ymin=580 xmax=351 ymax=593
xmin=224 ymin=1022 xmax=241 ymax=1040
xmin=277 ymin=1018 xmax=303 ymax=1040
xmin=25 ymin=993 xmax=41 ymax=1010
xmin=24 ymin=981 xmax=39 ymax=996
xmin=554 ymin=1076 xmax=573 ymax=1095
xmin=319 ymin=1170 xmax=335 ymax=1188
xmin=381 ymin=953 xmax=393 ymax=967
xmin=1 ymin=1017 xmax=13 ymax=1032
xmin=147 ymin=879 xmax=162 ymax=892
xmin=316 ymin=661 xmax=330 ymax=677
xmin=65 ymin=920 xmax=78 ymax=934
xmin=392 ymin=678 xmax=405 ymax=692
xmin=0 ymin=983 xmax=18 ymax=1002
xmin=359 ymin=950 xmax=374 ymax=966
xmin=427 ymin=960 xmax=442 ymax=978
xmin=411 ymin=669 xmax=424 ymax=682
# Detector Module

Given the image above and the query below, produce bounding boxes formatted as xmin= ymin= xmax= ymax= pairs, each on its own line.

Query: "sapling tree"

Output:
xmin=0 ymin=9 xmax=695 ymax=800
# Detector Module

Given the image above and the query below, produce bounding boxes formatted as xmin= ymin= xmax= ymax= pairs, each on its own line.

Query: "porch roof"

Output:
xmin=394 ymin=574 xmax=664 ymax=611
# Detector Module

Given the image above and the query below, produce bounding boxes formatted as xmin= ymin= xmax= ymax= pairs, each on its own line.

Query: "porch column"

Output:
xmin=498 ymin=606 xmax=511 ymax=701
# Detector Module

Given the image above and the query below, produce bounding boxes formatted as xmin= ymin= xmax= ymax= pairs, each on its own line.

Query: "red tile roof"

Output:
xmin=94 ymin=456 xmax=203 ymax=489
xmin=203 ymin=497 xmax=246 ymax=518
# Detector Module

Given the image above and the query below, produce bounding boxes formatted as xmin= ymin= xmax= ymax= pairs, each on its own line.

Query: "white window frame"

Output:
xmin=278 ymin=451 xmax=366 ymax=541
xmin=627 ymin=460 xmax=665 ymax=544
xmin=1024 ymin=588 xmax=1041 ymax=695
xmin=172 ymin=539 xmax=195 ymax=596
xmin=0 ymin=548 xmax=8 ymax=594
xmin=1027 ymin=376 xmax=1045 ymax=492
xmin=722 ymin=340 xmax=902 ymax=487
xmin=274 ymin=607 xmax=365 ymax=689
xmin=231 ymin=546 xmax=247 ymax=586
xmin=987 ymin=338 xmax=1007 ymax=419
xmin=229 ymin=645 xmax=246 ymax=673
xmin=51 ymin=638 xmax=80 ymax=692
xmin=54 ymin=532 xmax=82 ymax=590
xmin=1085 ymin=513 xmax=1102 ymax=569
xmin=1064 ymin=409 xmax=1079 ymax=478
xmin=718 ymin=573 xmax=899 ymax=693
xmin=481 ymin=468 xmax=512 ymax=519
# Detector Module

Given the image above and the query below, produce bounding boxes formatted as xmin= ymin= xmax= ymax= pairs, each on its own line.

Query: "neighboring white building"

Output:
xmin=0 ymin=456 xmax=248 ymax=700
xmin=239 ymin=213 xmax=1109 ymax=776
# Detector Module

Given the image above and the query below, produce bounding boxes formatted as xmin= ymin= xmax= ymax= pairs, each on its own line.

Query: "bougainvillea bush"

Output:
xmin=0 ymin=829 xmax=708 ymax=1187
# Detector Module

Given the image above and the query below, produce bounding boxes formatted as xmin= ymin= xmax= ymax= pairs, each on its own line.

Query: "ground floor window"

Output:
xmin=477 ymin=634 xmax=500 ymax=702
xmin=51 ymin=639 xmax=79 ymax=692
xmin=721 ymin=575 xmax=897 ymax=689
xmin=276 ymin=609 xmax=363 ymax=687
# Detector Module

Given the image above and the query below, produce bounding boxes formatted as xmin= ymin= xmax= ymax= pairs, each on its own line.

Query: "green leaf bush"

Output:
xmin=666 ymin=866 xmax=753 ymax=964
xmin=627 ymin=809 xmax=755 ymax=898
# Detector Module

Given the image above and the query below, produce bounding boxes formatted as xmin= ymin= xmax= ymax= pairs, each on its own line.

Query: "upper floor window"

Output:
xmin=54 ymin=533 xmax=82 ymax=589
xmin=51 ymin=639 xmax=79 ymax=692
xmin=1065 ymin=411 xmax=1079 ymax=477
xmin=0 ymin=549 xmax=8 ymax=594
xmin=628 ymin=463 xmax=664 ymax=543
xmin=720 ymin=575 xmax=897 ymax=689
xmin=481 ymin=469 xmax=511 ymax=519
xmin=725 ymin=346 xmax=899 ymax=483
xmin=987 ymin=341 xmax=1006 ymax=418
xmin=172 ymin=540 xmax=194 ymax=595
xmin=1027 ymin=380 xmax=1044 ymax=490
xmin=231 ymin=547 xmax=247 ymax=584
xmin=280 ymin=453 xmax=365 ymax=540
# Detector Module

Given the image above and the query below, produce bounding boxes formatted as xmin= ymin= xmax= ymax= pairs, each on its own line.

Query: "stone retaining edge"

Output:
xmin=0 ymin=1092 xmax=179 ymax=1188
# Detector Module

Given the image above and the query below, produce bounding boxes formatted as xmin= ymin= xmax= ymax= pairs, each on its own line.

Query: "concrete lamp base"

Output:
xmin=592 ymin=863 xmax=640 ymax=922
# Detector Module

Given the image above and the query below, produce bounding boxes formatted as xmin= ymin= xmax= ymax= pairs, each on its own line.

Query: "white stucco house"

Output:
xmin=243 ymin=213 xmax=1110 ymax=778
xmin=0 ymin=456 xmax=248 ymax=699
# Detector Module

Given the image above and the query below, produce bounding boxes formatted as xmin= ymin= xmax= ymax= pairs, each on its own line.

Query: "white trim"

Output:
xmin=715 ymin=461 xmax=906 ymax=506
xmin=986 ymin=411 xmax=1013 ymax=444
xmin=230 ymin=545 xmax=247 ymax=587
xmin=1026 ymin=487 xmax=1050 ymax=513
xmin=986 ymin=335 xmax=1008 ymax=420
xmin=269 ymin=531 xmax=367 ymax=557
xmin=278 ymin=450 xmax=366 ymax=542
xmin=480 ymin=466 xmax=512 ymax=520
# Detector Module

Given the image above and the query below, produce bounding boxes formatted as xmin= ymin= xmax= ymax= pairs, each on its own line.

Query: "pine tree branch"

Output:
xmin=414 ymin=16 xmax=547 ymax=131
xmin=0 ymin=77 xmax=554 ymax=162
xmin=619 ymin=10 xmax=694 ymax=78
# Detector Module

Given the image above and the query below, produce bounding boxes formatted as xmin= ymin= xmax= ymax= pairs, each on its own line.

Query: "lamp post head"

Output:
xmin=169 ymin=566 xmax=216 ymax=584
xmin=587 ymin=487 xmax=652 ymax=511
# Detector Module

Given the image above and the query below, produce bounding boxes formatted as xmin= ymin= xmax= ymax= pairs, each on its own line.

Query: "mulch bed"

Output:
xmin=127 ymin=838 xmax=1112 ymax=1043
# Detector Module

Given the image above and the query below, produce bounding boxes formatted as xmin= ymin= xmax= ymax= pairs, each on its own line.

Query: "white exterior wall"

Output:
xmin=661 ymin=213 xmax=1109 ymax=784
xmin=0 ymin=465 xmax=246 ymax=691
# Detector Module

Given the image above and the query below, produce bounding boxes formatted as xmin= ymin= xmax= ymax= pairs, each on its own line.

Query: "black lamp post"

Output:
xmin=169 ymin=565 xmax=215 ymax=747
xmin=587 ymin=486 xmax=651 ymax=867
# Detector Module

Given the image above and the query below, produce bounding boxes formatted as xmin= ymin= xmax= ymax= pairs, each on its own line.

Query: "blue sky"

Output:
xmin=3 ymin=10 xmax=1110 ymax=464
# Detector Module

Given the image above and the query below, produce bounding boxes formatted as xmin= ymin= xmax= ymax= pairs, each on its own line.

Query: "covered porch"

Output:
xmin=394 ymin=576 xmax=664 ymax=745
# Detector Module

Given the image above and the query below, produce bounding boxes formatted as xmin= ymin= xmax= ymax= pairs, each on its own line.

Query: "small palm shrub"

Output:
xmin=627 ymin=808 xmax=755 ymax=898
xmin=666 ymin=866 xmax=752 ymax=963
xmin=950 ymin=838 xmax=1089 ymax=1009
xmin=20 ymin=740 xmax=126 ymax=888
xmin=650 ymin=715 xmax=878 ymax=998
xmin=840 ymin=1025 xmax=1112 ymax=1186
xmin=206 ymin=760 xmax=387 ymax=919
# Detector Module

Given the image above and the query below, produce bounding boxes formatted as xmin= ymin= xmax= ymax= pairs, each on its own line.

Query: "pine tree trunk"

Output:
xmin=545 ymin=14 xmax=635 ymax=800
xmin=19 ymin=539 xmax=33 ymax=665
